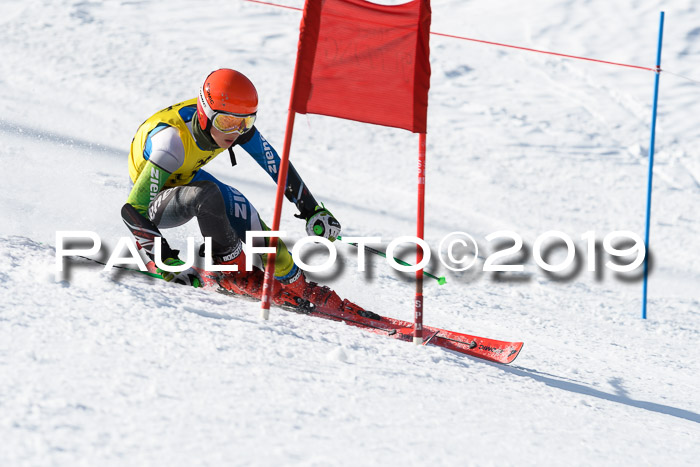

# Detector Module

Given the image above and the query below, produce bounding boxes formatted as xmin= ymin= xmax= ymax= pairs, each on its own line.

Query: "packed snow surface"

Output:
xmin=1 ymin=0 xmax=699 ymax=465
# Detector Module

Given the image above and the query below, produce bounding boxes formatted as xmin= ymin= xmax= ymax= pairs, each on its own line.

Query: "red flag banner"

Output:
xmin=291 ymin=0 xmax=432 ymax=133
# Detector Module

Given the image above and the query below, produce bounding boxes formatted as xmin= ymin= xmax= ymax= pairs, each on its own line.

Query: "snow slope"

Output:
xmin=1 ymin=0 xmax=699 ymax=465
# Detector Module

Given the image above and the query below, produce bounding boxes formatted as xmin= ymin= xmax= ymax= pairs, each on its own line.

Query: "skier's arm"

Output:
xmin=239 ymin=127 xmax=318 ymax=218
xmin=239 ymin=128 xmax=341 ymax=241
xmin=121 ymin=160 xmax=179 ymax=260
xmin=122 ymin=126 xmax=186 ymax=260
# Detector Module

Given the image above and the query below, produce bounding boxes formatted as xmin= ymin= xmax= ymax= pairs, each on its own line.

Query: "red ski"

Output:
xmin=303 ymin=305 xmax=523 ymax=364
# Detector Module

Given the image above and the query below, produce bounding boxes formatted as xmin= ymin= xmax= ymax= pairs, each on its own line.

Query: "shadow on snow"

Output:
xmin=0 ymin=118 xmax=124 ymax=158
xmin=502 ymin=363 xmax=700 ymax=424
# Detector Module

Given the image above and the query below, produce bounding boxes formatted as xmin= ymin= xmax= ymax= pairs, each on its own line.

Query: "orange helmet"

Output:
xmin=197 ymin=69 xmax=258 ymax=131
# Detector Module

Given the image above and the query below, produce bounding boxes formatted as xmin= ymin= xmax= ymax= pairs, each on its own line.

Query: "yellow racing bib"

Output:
xmin=128 ymin=98 xmax=225 ymax=187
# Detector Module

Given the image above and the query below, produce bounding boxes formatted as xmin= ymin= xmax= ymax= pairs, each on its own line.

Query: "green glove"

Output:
xmin=304 ymin=204 xmax=341 ymax=242
xmin=157 ymin=257 xmax=202 ymax=288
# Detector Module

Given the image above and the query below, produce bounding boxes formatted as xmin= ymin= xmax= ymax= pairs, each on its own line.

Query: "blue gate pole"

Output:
xmin=642 ymin=11 xmax=665 ymax=320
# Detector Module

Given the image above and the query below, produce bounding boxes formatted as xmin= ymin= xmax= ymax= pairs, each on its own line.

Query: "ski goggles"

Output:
xmin=212 ymin=111 xmax=256 ymax=135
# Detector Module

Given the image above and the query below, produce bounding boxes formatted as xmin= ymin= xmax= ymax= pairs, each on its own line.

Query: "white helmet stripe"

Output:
xmin=199 ymin=84 xmax=215 ymax=119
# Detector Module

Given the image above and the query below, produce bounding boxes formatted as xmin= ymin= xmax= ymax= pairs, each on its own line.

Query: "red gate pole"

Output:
xmin=260 ymin=108 xmax=297 ymax=320
xmin=414 ymin=133 xmax=427 ymax=344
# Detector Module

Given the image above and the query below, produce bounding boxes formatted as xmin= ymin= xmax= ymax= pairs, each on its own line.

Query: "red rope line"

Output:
xmin=244 ymin=0 xmax=302 ymax=12
xmin=431 ymin=31 xmax=656 ymax=72
xmin=243 ymin=0 xmax=657 ymax=72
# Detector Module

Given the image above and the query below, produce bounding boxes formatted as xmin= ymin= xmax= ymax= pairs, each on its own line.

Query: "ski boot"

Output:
xmin=208 ymin=244 xmax=266 ymax=299
xmin=275 ymin=270 xmax=380 ymax=320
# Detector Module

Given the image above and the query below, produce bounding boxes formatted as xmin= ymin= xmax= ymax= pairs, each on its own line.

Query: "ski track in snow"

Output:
xmin=1 ymin=0 xmax=699 ymax=465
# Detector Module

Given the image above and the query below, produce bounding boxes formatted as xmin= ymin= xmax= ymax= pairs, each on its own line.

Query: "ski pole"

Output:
xmin=76 ymin=255 xmax=163 ymax=279
xmin=338 ymin=236 xmax=446 ymax=285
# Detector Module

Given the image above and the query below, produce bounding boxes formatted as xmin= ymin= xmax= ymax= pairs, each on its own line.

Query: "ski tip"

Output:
xmin=501 ymin=342 xmax=524 ymax=364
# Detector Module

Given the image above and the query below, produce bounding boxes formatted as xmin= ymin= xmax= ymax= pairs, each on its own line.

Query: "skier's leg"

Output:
xmin=191 ymin=170 xmax=298 ymax=280
xmin=148 ymin=180 xmax=269 ymax=291
xmin=148 ymin=181 xmax=241 ymax=259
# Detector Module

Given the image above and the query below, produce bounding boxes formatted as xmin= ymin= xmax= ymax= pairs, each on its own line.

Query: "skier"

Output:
xmin=122 ymin=68 xmax=375 ymax=316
